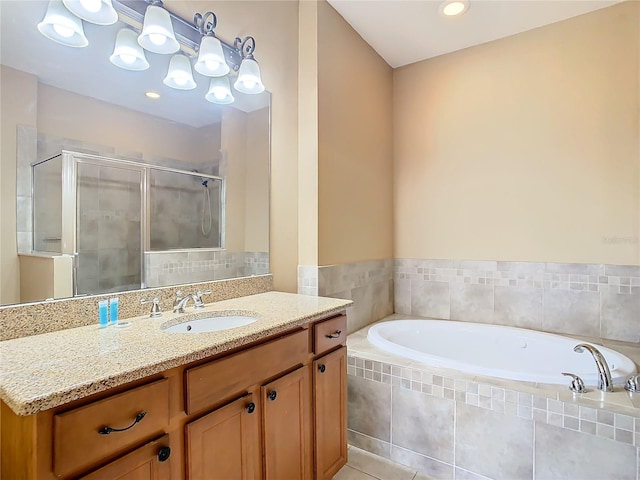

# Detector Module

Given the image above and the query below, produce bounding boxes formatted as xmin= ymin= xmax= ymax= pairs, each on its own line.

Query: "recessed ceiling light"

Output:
xmin=145 ymin=91 xmax=160 ymax=99
xmin=440 ymin=0 xmax=469 ymax=17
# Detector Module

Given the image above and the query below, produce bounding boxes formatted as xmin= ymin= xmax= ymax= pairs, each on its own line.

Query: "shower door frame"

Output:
xmin=63 ymin=152 xmax=147 ymax=294
xmin=57 ymin=151 xmax=225 ymax=294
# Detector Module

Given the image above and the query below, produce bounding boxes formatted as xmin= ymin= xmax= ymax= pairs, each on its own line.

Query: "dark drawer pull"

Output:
xmin=319 ymin=364 xmax=326 ymax=373
xmin=325 ymin=330 xmax=342 ymax=339
xmin=246 ymin=402 xmax=256 ymax=414
xmin=98 ymin=411 xmax=146 ymax=435
xmin=268 ymin=390 xmax=277 ymax=401
xmin=157 ymin=446 xmax=171 ymax=462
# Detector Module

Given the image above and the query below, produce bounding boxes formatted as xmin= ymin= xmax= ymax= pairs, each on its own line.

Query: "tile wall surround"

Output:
xmin=395 ymin=259 xmax=640 ymax=344
xmin=0 ymin=274 xmax=272 ymax=341
xmin=146 ymin=250 xmax=269 ymax=287
xmin=298 ymin=259 xmax=394 ymax=333
xmin=347 ymin=323 xmax=640 ymax=480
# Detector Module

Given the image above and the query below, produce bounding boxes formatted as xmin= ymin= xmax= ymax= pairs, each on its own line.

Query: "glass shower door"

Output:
xmin=76 ymin=161 xmax=143 ymax=295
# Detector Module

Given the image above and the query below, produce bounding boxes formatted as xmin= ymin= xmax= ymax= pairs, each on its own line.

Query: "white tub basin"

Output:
xmin=163 ymin=315 xmax=257 ymax=333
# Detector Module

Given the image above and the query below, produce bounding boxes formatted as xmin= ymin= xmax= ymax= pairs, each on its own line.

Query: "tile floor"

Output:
xmin=333 ymin=446 xmax=434 ymax=480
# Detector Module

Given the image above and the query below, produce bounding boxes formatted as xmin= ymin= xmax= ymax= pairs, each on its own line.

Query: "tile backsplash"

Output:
xmin=395 ymin=259 xmax=640 ymax=343
xmin=298 ymin=259 xmax=394 ymax=333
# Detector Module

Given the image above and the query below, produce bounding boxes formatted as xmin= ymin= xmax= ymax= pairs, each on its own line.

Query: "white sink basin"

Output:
xmin=163 ymin=315 xmax=257 ymax=333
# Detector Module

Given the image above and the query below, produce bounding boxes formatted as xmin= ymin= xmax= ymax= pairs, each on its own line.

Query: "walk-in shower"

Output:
xmin=31 ymin=151 xmax=224 ymax=296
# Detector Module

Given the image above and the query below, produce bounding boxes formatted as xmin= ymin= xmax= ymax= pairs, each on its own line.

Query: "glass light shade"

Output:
xmin=37 ymin=0 xmax=88 ymax=48
xmin=163 ymin=55 xmax=197 ymax=90
xmin=110 ymin=29 xmax=149 ymax=71
xmin=137 ymin=5 xmax=179 ymax=54
xmin=205 ymin=76 xmax=234 ymax=104
xmin=194 ymin=36 xmax=229 ymax=77
xmin=62 ymin=0 xmax=117 ymax=25
xmin=233 ymin=58 xmax=265 ymax=94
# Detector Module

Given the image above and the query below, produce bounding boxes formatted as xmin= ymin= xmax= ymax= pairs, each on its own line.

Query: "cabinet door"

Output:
xmin=80 ymin=435 xmax=171 ymax=480
xmin=262 ymin=366 xmax=312 ymax=480
xmin=185 ymin=394 xmax=261 ymax=480
xmin=314 ymin=347 xmax=347 ymax=480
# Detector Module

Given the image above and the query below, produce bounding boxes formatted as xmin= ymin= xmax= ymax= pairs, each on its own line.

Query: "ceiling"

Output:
xmin=326 ymin=0 xmax=624 ymax=68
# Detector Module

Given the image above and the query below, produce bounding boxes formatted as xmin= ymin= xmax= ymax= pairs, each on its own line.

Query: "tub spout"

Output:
xmin=573 ymin=344 xmax=613 ymax=392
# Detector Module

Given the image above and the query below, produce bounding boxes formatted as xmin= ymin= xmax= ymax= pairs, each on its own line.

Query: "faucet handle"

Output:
xmin=141 ymin=297 xmax=162 ymax=318
xmin=624 ymin=375 xmax=640 ymax=393
xmin=193 ymin=290 xmax=212 ymax=309
xmin=561 ymin=372 xmax=587 ymax=393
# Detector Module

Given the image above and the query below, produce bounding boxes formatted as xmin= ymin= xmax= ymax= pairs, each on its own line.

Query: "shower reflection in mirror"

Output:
xmin=31 ymin=151 xmax=224 ymax=296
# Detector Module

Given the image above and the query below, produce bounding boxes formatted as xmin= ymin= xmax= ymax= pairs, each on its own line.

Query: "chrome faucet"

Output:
xmin=573 ymin=344 xmax=613 ymax=392
xmin=173 ymin=290 xmax=196 ymax=314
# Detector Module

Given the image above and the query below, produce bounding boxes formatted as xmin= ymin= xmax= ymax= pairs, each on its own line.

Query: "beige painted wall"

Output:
xmin=394 ymin=1 xmax=640 ymax=266
xmin=245 ymin=107 xmax=270 ymax=252
xmin=0 ymin=66 xmax=37 ymax=305
xmin=315 ymin=0 xmax=394 ymax=266
xmin=297 ymin=0 xmax=320 ymax=267
xmin=37 ymin=84 xmax=215 ymax=163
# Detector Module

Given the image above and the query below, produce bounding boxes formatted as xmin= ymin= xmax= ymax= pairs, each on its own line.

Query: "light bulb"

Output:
xmin=119 ymin=54 xmax=136 ymax=64
xmin=242 ymin=78 xmax=256 ymax=90
xmin=205 ymin=60 xmax=220 ymax=71
xmin=53 ymin=23 xmax=75 ymax=38
xmin=443 ymin=2 xmax=465 ymax=15
xmin=149 ymin=33 xmax=167 ymax=46
xmin=79 ymin=0 xmax=101 ymax=13
xmin=213 ymin=89 xmax=226 ymax=100
xmin=174 ymin=74 xmax=188 ymax=86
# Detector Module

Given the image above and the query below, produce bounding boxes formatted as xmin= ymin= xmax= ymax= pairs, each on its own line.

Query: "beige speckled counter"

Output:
xmin=0 ymin=292 xmax=352 ymax=416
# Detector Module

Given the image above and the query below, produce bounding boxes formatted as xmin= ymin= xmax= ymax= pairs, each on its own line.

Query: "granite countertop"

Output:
xmin=0 ymin=292 xmax=352 ymax=416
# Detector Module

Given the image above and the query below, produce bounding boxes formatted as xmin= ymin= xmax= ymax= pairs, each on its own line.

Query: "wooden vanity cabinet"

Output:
xmin=185 ymin=394 xmax=262 ymax=480
xmin=80 ymin=434 xmax=173 ymax=480
xmin=0 ymin=312 xmax=348 ymax=480
xmin=262 ymin=366 xmax=312 ymax=480
xmin=313 ymin=347 xmax=347 ymax=480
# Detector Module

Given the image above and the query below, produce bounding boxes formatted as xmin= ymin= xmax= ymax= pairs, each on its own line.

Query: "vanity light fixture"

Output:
xmin=439 ymin=0 xmax=470 ymax=17
xmin=110 ymin=28 xmax=149 ymax=71
xmin=37 ymin=0 xmax=89 ymax=48
xmin=205 ymin=76 xmax=234 ymax=104
xmin=233 ymin=37 xmax=265 ymax=94
xmin=137 ymin=2 xmax=180 ymax=54
xmin=37 ymin=0 xmax=266 ymax=103
xmin=62 ymin=0 xmax=117 ymax=26
xmin=194 ymin=12 xmax=230 ymax=77
xmin=163 ymin=54 xmax=197 ymax=90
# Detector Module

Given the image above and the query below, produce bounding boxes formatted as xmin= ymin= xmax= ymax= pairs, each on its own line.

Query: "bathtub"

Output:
xmin=367 ymin=320 xmax=637 ymax=386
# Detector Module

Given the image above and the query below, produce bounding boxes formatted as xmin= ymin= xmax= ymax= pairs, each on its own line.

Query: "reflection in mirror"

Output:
xmin=0 ymin=0 xmax=270 ymax=306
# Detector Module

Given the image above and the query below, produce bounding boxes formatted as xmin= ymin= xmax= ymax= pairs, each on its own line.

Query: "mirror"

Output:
xmin=0 ymin=0 xmax=270 ymax=306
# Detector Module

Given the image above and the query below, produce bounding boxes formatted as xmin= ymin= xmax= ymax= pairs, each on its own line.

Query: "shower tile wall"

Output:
xmin=145 ymin=251 xmax=268 ymax=288
xmin=150 ymin=170 xmax=221 ymax=250
xmin=395 ymin=259 xmax=640 ymax=343
xmin=346 ymin=354 xmax=640 ymax=480
xmin=76 ymin=164 xmax=142 ymax=295
xmin=298 ymin=259 xmax=394 ymax=333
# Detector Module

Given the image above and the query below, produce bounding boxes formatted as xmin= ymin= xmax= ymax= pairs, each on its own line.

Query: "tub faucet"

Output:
xmin=573 ymin=344 xmax=613 ymax=392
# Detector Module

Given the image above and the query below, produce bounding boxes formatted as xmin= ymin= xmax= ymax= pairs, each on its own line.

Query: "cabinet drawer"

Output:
xmin=54 ymin=378 xmax=169 ymax=477
xmin=313 ymin=315 xmax=346 ymax=355
xmin=185 ymin=329 xmax=309 ymax=415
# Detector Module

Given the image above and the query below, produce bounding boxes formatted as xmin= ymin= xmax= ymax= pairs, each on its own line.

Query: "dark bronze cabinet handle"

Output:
xmin=246 ymin=402 xmax=256 ymax=414
xmin=157 ymin=446 xmax=171 ymax=462
xmin=98 ymin=412 xmax=147 ymax=435
xmin=325 ymin=330 xmax=342 ymax=339
xmin=268 ymin=390 xmax=277 ymax=401
xmin=319 ymin=364 xmax=326 ymax=373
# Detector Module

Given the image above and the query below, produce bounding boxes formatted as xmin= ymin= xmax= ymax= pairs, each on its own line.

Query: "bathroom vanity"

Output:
xmin=0 ymin=292 xmax=351 ymax=479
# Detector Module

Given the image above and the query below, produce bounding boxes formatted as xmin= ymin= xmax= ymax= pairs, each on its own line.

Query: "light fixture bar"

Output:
xmin=112 ymin=0 xmax=243 ymax=70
